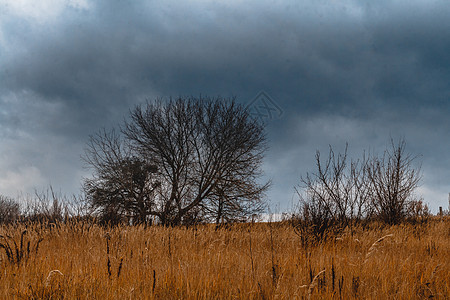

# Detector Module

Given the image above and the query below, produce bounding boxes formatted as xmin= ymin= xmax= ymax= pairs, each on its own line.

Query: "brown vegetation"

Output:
xmin=0 ymin=218 xmax=448 ymax=299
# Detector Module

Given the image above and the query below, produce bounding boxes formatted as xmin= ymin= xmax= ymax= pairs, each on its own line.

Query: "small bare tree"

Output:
xmin=366 ymin=138 xmax=421 ymax=225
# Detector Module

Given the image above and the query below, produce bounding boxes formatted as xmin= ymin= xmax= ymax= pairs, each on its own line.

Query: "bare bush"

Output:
xmin=366 ymin=138 xmax=422 ymax=225
xmin=294 ymin=145 xmax=372 ymax=243
xmin=295 ymin=138 xmax=423 ymax=241
xmin=0 ymin=195 xmax=20 ymax=224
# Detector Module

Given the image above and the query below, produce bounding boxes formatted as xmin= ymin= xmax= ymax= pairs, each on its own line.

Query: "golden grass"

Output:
xmin=0 ymin=218 xmax=448 ymax=299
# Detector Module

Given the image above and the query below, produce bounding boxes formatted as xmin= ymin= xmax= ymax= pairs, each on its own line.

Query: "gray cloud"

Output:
xmin=1 ymin=0 xmax=449 ymax=211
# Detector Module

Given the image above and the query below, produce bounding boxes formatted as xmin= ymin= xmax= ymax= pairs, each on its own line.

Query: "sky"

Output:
xmin=0 ymin=0 xmax=449 ymax=213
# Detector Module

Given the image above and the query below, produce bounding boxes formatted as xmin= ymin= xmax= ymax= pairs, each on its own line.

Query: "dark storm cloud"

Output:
xmin=1 ymin=0 xmax=449 ymax=210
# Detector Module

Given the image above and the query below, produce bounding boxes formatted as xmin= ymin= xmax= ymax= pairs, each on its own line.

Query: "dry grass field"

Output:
xmin=0 ymin=218 xmax=448 ymax=299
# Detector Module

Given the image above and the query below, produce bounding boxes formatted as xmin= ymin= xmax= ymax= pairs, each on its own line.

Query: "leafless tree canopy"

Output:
xmin=83 ymin=97 xmax=268 ymax=225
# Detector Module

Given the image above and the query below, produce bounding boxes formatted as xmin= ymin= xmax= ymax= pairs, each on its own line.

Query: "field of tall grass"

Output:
xmin=0 ymin=218 xmax=448 ymax=299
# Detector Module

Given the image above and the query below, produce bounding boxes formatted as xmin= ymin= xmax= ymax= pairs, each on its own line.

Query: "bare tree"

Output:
xmin=82 ymin=129 xmax=160 ymax=225
xmin=124 ymin=96 xmax=268 ymax=225
xmin=366 ymin=138 xmax=421 ymax=224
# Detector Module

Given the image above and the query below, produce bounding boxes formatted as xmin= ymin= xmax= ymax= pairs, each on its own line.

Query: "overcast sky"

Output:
xmin=1 ymin=0 xmax=449 ymax=212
